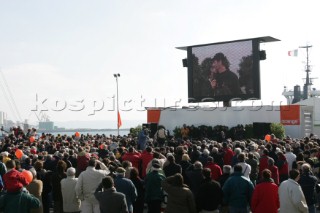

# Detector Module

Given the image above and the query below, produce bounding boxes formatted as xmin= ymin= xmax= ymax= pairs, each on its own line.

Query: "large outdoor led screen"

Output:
xmin=187 ymin=39 xmax=261 ymax=103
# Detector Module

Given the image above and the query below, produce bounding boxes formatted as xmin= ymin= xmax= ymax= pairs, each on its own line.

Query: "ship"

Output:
xmin=282 ymin=45 xmax=320 ymax=136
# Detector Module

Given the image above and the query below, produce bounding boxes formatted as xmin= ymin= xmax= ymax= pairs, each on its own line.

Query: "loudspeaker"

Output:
xmin=259 ymin=50 xmax=266 ymax=60
xmin=142 ymin=123 xmax=150 ymax=128
xmin=149 ymin=123 xmax=158 ymax=138
xmin=182 ymin=58 xmax=188 ymax=67
xmin=253 ymin=122 xmax=271 ymax=139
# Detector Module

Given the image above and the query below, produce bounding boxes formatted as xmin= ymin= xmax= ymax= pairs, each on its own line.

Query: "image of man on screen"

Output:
xmin=209 ymin=52 xmax=241 ymax=96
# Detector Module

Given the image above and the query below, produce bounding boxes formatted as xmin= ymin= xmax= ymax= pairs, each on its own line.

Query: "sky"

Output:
xmin=0 ymin=0 xmax=319 ymax=129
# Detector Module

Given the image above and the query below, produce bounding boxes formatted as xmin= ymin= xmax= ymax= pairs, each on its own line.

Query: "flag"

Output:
xmin=288 ymin=49 xmax=298 ymax=56
xmin=117 ymin=111 xmax=122 ymax=128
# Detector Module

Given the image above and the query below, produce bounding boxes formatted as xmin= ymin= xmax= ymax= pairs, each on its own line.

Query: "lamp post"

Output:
xmin=113 ymin=73 xmax=120 ymax=136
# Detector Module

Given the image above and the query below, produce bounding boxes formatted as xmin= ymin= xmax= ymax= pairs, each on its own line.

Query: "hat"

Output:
xmin=151 ymin=160 xmax=161 ymax=171
xmin=1 ymin=151 xmax=9 ymax=157
xmin=115 ymin=167 xmax=126 ymax=176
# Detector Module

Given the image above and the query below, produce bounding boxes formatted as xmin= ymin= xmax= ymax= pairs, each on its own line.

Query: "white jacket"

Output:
xmin=61 ymin=176 xmax=81 ymax=212
xmin=279 ymin=179 xmax=308 ymax=213
xmin=75 ymin=164 xmax=109 ymax=204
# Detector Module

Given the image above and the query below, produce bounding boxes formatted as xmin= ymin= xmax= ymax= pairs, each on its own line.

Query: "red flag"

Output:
xmin=117 ymin=111 xmax=122 ymax=128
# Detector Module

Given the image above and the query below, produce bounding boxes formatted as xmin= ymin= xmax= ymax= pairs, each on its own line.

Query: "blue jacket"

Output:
xmin=114 ymin=175 xmax=137 ymax=213
xmin=222 ymin=171 xmax=254 ymax=208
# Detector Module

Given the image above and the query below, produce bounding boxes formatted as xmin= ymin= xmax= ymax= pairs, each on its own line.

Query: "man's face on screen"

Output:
xmin=211 ymin=60 xmax=220 ymax=73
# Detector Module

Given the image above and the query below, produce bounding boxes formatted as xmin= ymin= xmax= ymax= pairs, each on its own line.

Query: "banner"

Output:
xmin=280 ymin=105 xmax=300 ymax=125
xmin=118 ymin=111 xmax=122 ymax=128
xmin=288 ymin=49 xmax=298 ymax=57
xmin=147 ymin=109 xmax=161 ymax=123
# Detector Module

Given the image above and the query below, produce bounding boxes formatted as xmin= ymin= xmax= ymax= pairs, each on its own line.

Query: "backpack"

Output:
xmin=157 ymin=129 xmax=167 ymax=139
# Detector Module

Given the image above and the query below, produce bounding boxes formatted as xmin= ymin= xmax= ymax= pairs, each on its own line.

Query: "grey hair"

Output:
xmin=301 ymin=163 xmax=311 ymax=172
xmin=223 ymin=165 xmax=232 ymax=174
xmin=194 ymin=161 xmax=203 ymax=170
xmin=234 ymin=148 xmax=242 ymax=155
xmin=29 ymin=168 xmax=37 ymax=179
xmin=67 ymin=167 xmax=76 ymax=176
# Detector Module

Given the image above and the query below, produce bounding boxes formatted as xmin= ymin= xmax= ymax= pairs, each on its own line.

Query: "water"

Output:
xmin=41 ymin=129 xmax=130 ymax=137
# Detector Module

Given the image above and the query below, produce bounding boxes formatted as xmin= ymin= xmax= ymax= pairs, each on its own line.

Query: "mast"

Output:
xmin=300 ymin=45 xmax=312 ymax=99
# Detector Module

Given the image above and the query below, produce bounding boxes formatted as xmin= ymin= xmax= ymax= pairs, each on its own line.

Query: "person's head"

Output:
xmin=248 ymin=153 xmax=254 ymax=160
xmin=88 ymin=158 xmax=97 ymax=167
xmin=233 ymin=164 xmax=243 ymax=173
xmin=263 ymin=149 xmax=269 ymax=156
xmin=66 ymin=167 xmax=76 ymax=177
xmin=151 ymin=160 xmax=161 ymax=171
xmin=101 ymin=176 xmax=114 ymax=189
xmin=29 ymin=168 xmax=37 ymax=180
xmin=289 ymin=169 xmax=300 ymax=181
xmin=237 ymin=153 xmax=245 ymax=162
xmin=153 ymin=152 xmax=160 ymax=159
xmin=130 ymin=167 xmax=139 ymax=179
xmin=167 ymin=155 xmax=175 ymax=164
xmin=181 ymin=154 xmax=190 ymax=161
xmin=146 ymin=146 xmax=152 ymax=153
xmin=301 ymin=163 xmax=311 ymax=173
xmin=207 ymin=156 xmax=214 ymax=163
xmin=122 ymin=160 xmax=132 ymax=169
xmin=262 ymin=169 xmax=271 ymax=180
xmin=223 ymin=165 xmax=232 ymax=174
xmin=234 ymin=148 xmax=242 ymax=155
xmin=5 ymin=160 xmax=15 ymax=169
xmin=267 ymin=158 xmax=275 ymax=166
xmin=115 ymin=167 xmax=126 ymax=176
xmin=202 ymin=168 xmax=211 ymax=179
xmin=171 ymin=173 xmax=184 ymax=187
xmin=34 ymin=161 xmax=43 ymax=171
xmin=56 ymin=160 xmax=67 ymax=173
xmin=211 ymin=52 xmax=230 ymax=73
xmin=194 ymin=161 xmax=203 ymax=170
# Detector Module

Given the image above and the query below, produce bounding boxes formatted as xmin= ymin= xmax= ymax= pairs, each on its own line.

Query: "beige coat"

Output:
xmin=26 ymin=179 xmax=43 ymax=213
xmin=279 ymin=179 xmax=308 ymax=213
xmin=61 ymin=176 xmax=81 ymax=212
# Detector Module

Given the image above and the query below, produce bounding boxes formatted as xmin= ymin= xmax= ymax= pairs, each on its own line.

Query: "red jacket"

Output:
xmin=204 ymin=162 xmax=222 ymax=181
xmin=3 ymin=169 xmax=28 ymax=192
xmin=77 ymin=152 xmax=90 ymax=175
xmin=140 ymin=151 xmax=153 ymax=178
xmin=223 ymin=148 xmax=234 ymax=166
xmin=277 ymin=155 xmax=289 ymax=176
xmin=259 ymin=155 xmax=270 ymax=176
xmin=121 ymin=151 xmax=141 ymax=171
xmin=251 ymin=181 xmax=279 ymax=213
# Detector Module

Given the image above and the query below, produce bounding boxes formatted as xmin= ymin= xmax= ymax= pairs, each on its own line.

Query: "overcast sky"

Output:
xmin=0 ymin=0 xmax=319 ymax=128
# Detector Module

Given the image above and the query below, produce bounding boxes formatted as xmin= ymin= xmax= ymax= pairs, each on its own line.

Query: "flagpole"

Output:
xmin=113 ymin=73 xmax=120 ymax=136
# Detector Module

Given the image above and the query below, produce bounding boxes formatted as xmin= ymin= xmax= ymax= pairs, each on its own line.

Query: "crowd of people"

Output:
xmin=0 ymin=125 xmax=319 ymax=213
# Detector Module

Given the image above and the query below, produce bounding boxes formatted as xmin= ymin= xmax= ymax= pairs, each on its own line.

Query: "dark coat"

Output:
xmin=163 ymin=163 xmax=182 ymax=178
xmin=196 ymin=178 xmax=223 ymax=212
xmin=186 ymin=169 xmax=203 ymax=196
xmin=94 ymin=186 xmax=128 ymax=213
xmin=0 ymin=191 xmax=40 ymax=213
xmin=298 ymin=171 xmax=318 ymax=205
xmin=161 ymin=178 xmax=197 ymax=213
